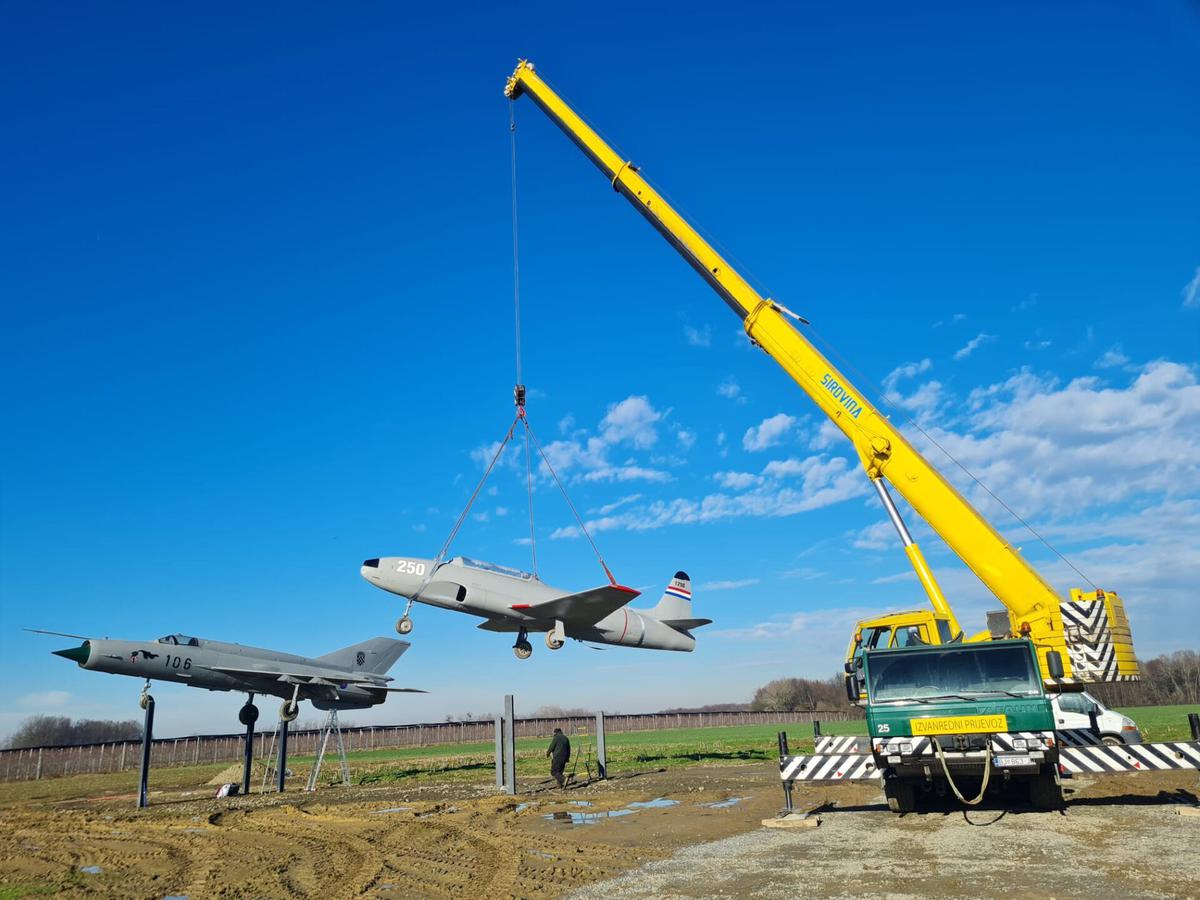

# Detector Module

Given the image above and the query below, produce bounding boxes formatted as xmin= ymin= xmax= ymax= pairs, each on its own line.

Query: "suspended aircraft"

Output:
xmin=360 ymin=558 xmax=709 ymax=659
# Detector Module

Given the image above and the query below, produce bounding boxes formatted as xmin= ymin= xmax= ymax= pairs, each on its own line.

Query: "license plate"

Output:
xmin=910 ymin=714 xmax=1008 ymax=736
xmin=993 ymin=754 xmax=1033 ymax=768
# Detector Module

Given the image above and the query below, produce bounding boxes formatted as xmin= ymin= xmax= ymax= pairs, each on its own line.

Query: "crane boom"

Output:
xmin=505 ymin=60 xmax=1137 ymax=684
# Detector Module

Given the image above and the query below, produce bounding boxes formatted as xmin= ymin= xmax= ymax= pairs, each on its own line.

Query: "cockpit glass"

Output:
xmin=458 ymin=556 xmax=534 ymax=581
xmin=157 ymin=633 xmax=200 ymax=647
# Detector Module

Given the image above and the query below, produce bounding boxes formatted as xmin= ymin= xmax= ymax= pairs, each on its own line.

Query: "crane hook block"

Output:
xmin=514 ymin=384 xmax=526 ymax=410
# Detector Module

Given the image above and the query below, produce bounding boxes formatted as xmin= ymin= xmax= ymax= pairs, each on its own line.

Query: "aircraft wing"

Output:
xmin=659 ymin=617 xmax=713 ymax=631
xmin=207 ymin=665 xmax=393 ymax=689
xmin=510 ymin=584 xmax=639 ymax=627
xmin=477 ymin=619 xmax=521 ymax=633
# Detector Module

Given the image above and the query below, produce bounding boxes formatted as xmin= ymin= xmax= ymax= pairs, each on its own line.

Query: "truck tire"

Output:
xmin=1028 ymin=769 xmax=1064 ymax=811
xmin=884 ymin=779 xmax=917 ymax=814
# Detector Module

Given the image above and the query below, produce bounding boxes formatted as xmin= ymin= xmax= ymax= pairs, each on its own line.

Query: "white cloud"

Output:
xmin=551 ymin=452 xmax=867 ymax=539
xmin=1024 ymin=339 xmax=1051 ymax=351
xmin=743 ymin=413 xmax=796 ymax=451
xmin=594 ymin=494 xmax=643 ymax=515
xmin=684 ymin=323 xmax=712 ymax=347
xmin=714 ymin=471 xmax=761 ymax=490
xmin=1182 ymin=266 xmax=1200 ymax=310
xmin=495 ymin=506 xmax=508 ymax=517
xmin=18 ymin=691 xmax=70 ymax=709
xmin=412 ymin=523 xmax=427 ymax=532
xmin=699 ymin=578 xmax=760 ymax=592
xmin=558 ymin=414 xmax=576 ymax=435
xmin=676 ymin=429 xmax=696 ymax=450
xmin=717 ymin=377 xmax=746 ymax=404
xmin=600 ymin=396 xmax=662 ymax=449
xmin=953 ymin=332 xmax=996 ymax=360
xmin=1094 ymin=345 xmax=1130 ymax=369
xmin=882 ymin=358 xmax=933 ymax=395
xmin=808 ymin=419 xmax=844 ymax=451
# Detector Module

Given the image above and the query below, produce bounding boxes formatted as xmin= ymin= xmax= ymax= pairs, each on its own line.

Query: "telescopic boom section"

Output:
xmin=505 ymin=60 xmax=1139 ymax=684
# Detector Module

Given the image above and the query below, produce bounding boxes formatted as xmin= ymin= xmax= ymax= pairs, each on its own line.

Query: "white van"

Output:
xmin=1051 ymin=691 xmax=1142 ymax=744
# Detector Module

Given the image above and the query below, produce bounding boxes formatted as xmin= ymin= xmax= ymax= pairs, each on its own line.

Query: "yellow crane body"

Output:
xmin=505 ymin=60 xmax=1138 ymax=685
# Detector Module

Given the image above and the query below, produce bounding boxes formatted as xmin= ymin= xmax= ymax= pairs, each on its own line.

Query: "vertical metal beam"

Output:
xmin=595 ymin=711 xmax=607 ymax=780
xmin=777 ymin=731 xmax=793 ymax=812
xmin=137 ymin=697 xmax=155 ymax=809
xmin=1188 ymin=713 xmax=1199 ymax=741
xmin=502 ymin=694 xmax=516 ymax=795
xmin=242 ymin=701 xmax=256 ymax=797
xmin=277 ymin=720 xmax=289 ymax=793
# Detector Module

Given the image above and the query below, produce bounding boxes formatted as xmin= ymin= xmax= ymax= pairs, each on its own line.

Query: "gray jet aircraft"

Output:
xmin=360 ymin=557 xmax=710 ymax=659
xmin=40 ymin=630 xmax=423 ymax=723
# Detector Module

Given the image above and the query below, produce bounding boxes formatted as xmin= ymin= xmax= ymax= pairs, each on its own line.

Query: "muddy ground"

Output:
xmin=0 ymin=764 xmax=1197 ymax=898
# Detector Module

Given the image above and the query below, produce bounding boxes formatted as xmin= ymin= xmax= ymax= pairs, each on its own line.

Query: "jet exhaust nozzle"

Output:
xmin=52 ymin=642 xmax=90 ymax=665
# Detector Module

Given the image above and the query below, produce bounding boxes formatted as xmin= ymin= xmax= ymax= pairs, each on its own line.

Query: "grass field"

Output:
xmin=1 ymin=704 xmax=1194 ymax=803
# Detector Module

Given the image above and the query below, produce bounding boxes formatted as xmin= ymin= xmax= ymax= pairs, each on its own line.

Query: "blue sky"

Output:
xmin=2 ymin=3 xmax=1198 ymax=738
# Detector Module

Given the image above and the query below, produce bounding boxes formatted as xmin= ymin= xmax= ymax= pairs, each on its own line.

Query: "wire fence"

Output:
xmin=0 ymin=708 xmax=852 ymax=782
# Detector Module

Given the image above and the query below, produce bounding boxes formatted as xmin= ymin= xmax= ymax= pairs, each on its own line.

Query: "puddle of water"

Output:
xmin=627 ymin=798 xmax=679 ymax=810
xmin=369 ymin=806 xmax=413 ymax=815
xmin=544 ymin=808 xmax=636 ymax=825
xmin=702 ymin=796 xmax=752 ymax=810
xmin=544 ymin=796 xmax=679 ymax=825
xmin=515 ymin=802 xmax=533 ymax=813
xmin=80 ymin=866 xmax=103 ymax=875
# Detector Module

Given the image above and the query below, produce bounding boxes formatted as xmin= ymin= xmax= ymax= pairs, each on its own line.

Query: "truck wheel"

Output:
xmin=1028 ymin=769 xmax=1064 ymax=810
xmin=1100 ymin=735 xmax=1123 ymax=746
xmin=884 ymin=779 xmax=916 ymax=814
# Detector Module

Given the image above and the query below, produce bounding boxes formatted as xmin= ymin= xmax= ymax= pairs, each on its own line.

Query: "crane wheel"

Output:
xmin=1028 ymin=769 xmax=1064 ymax=810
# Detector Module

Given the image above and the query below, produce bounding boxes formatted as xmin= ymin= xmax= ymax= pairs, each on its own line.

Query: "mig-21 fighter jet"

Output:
xmin=38 ymin=630 xmax=424 ymax=723
xmin=360 ymin=556 xmax=710 ymax=659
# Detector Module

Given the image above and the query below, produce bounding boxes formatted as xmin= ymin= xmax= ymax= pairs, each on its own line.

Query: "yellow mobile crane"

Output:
xmin=504 ymin=61 xmax=1140 ymax=687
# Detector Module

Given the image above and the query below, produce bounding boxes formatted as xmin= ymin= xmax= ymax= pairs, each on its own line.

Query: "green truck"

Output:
xmin=847 ymin=638 xmax=1064 ymax=813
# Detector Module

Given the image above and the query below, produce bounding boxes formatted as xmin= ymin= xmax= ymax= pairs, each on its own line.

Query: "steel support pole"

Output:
xmin=277 ymin=719 xmax=289 ymax=793
xmin=595 ymin=711 xmax=607 ymax=779
xmin=502 ymin=695 xmax=516 ymax=795
xmin=242 ymin=714 xmax=255 ymax=796
xmin=1189 ymin=713 xmax=1200 ymax=741
xmin=777 ymin=731 xmax=793 ymax=812
xmin=137 ymin=697 xmax=155 ymax=809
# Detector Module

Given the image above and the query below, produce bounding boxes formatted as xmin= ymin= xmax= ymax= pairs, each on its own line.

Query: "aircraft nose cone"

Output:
xmin=52 ymin=642 xmax=90 ymax=665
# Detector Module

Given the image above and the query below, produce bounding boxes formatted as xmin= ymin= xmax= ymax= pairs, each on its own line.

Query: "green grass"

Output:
xmin=1115 ymin=704 xmax=1200 ymax=741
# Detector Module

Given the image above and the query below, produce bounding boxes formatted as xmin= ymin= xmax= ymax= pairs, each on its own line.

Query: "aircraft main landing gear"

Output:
xmin=513 ymin=628 xmax=533 ymax=660
xmin=545 ymin=631 xmax=564 ymax=650
xmin=279 ymin=684 xmax=301 ymax=722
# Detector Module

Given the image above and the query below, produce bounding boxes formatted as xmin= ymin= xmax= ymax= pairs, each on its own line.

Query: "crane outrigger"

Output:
xmin=504 ymin=59 xmax=1138 ymax=687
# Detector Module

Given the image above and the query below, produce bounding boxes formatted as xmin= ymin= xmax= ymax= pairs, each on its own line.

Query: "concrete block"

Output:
xmin=1175 ymin=806 xmax=1200 ymax=818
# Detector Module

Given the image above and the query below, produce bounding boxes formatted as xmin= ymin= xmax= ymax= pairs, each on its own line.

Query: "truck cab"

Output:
xmin=856 ymin=638 xmax=1063 ymax=813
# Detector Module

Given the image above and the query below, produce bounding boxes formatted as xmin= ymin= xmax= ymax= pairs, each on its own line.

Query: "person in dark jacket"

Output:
xmin=546 ymin=727 xmax=571 ymax=787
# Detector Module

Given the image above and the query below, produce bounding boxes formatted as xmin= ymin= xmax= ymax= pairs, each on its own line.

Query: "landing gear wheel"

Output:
xmin=545 ymin=631 xmax=564 ymax=650
xmin=396 ymin=616 xmax=414 ymax=635
xmin=514 ymin=641 xmax=533 ymax=660
xmin=883 ymin=779 xmax=917 ymax=814
xmin=1028 ymin=769 xmax=1064 ymax=810
xmin=139 ymin=693 xmax=153 ymax=710
xmin=239 ymin=703 xmax=260 ymax=726
xmin=279 ymin=700 xmax=300 ymax=723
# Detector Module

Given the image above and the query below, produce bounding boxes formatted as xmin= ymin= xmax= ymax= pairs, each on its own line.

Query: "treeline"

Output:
xmin=1087 ymin=651 xmax=1200 ymax=707
xmin=6 ymin=716 xmax=143 ymax=749
xmin=749 ymin=676 xmax=863 ymax=716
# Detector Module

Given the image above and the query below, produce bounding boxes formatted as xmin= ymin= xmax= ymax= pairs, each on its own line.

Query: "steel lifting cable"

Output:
xmin=522 ymin=417 xmax=617 ymax=586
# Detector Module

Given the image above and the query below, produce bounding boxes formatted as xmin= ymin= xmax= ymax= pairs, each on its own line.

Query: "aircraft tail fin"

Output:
xmin=648 ymin=571 xmax=694 ymax=621
xmin=317 ymin=637 xmax=409 ymax=675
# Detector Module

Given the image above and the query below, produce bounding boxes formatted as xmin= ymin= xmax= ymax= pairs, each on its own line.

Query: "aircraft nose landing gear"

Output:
xmin=396 ymin=599 xmax=415 ymax=635
xmin=513 ymin=628 xmax=533 ymax=660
